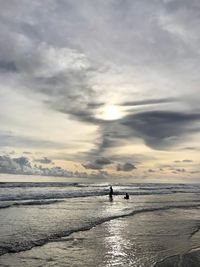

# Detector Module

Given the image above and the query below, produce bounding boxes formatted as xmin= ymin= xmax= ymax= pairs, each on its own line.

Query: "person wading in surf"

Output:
xmin=109 ymin=186 xmax=113 ymax=200
xmin=124 ymin=193 xmax=129 ymax=199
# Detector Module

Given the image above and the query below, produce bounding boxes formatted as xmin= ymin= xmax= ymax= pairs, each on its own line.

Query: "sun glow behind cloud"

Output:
xmin=97 ymin=105 xmax=125 ymax=121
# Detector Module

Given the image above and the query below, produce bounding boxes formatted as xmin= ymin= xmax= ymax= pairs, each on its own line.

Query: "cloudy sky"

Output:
xmin=0 ymin=0 xmax=200 ymax=182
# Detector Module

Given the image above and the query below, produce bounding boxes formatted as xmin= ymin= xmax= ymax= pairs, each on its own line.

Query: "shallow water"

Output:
xmin=0 ymin=178 xmax=200 ymax=266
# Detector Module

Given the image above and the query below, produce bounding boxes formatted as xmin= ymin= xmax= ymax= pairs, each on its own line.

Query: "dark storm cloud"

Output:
xmin=117 ymin=162 xmax=136 ymax=172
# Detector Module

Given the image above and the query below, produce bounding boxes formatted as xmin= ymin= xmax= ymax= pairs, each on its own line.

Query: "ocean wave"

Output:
xmin=0 ymin=191 xmax=108 ymax=202
xmin=0 ymin=190 xmax=176 ymax=202
xmin=0 ymin=199 xmax=64 ymax=209
xmin=0 ymin=203 xmax=200 ymax=257
xmin=0 ymin=183 xmax=200 ymax=207
xmin=0 ymin=182 xmax=79 ymax=188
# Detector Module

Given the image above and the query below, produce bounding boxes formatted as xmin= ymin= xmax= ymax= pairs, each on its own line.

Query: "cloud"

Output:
xmin=110 ymin=154 xmax=152 ymax=164
xmin=0 ymin=61 xmax=17 ymax=72
xmin=82 ymin=162 xmax=103 ymax=170
xmin=182 ymin=159 xmax=193 ymax=163
xmin=0 ymin=27 xmax=102 ymax=125
xmin=0 ymin=132 xmax=74 ymax=149
xmin=183 ymin=147 xmax=200 ymax=151
xmin=34 ymin=157 xmax=52 ymax=164
xmin=0 ymin=155 xmax=77 ymax=177
xmin=190 ymin=170 xmax=200 ymax=174
xmin=83 ymin=157 xmax=112 ymax=170
xmin=148 ymin=169 xmax=155 ymax=173
xmin=89 ymin=110 xmax=200 ymax=155
xmin=0 ymin=156 xmax=32 ymax=174
xmin=121 ymin=111 xmax=200 ymax=149
xmin=174 ymin=159 xmax=193 ymax=163
xmin=175 ymin=168 xmax=186 ymax=172
xmin=117 ymin=162 xmax=136 ymax=172
xmin=95 ymin=157 xmax=112 ymax=165
xmin=121 ymin=97 xmax=176 ymax=107
xmin=0 ymin=12 xmax=103 ymax=130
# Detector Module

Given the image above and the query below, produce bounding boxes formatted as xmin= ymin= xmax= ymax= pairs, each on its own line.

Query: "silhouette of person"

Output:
xmin=109 ymin=186 xmax=113 ymax=199
xmin=124 ymin=193 xmax=129 ymax=200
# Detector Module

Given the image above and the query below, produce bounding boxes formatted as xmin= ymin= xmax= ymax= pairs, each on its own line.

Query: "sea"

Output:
xmin=0 ymin=174 xmax=199 ymax=267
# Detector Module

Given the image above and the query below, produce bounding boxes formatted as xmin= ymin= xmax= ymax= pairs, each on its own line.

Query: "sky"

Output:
xmin=0 ymin=0 xmax=200 ymax=182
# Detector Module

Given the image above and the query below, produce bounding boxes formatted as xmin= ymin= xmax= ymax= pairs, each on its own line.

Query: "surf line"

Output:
xmin=1 ymin=203 xmax=200 ymax=257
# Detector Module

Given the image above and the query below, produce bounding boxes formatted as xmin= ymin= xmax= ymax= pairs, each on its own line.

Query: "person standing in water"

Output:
xmin=109 ymin=186 xmax=113 ymax=199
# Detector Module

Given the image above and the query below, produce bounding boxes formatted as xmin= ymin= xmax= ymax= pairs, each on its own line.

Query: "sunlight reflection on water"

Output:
xmin=102 ymin=200 xmax=137 ymax=266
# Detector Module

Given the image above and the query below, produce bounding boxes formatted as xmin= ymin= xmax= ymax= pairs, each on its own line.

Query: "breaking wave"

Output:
xmin=0 ymin=203 xmax=200 ymax=257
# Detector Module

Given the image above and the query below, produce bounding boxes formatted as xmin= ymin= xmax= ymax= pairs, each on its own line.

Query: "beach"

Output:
xmin=1 ymin=0 xmax=200 ymax=266
xmin=0 ymin=177 xmax=199 ymax=267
